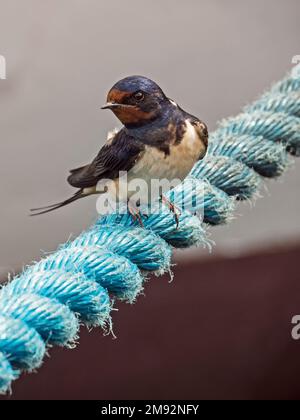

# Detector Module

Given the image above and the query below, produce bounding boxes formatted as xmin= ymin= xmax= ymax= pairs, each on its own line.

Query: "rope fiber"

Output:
xmin=0 ymin=64 xmax=300 ymax=393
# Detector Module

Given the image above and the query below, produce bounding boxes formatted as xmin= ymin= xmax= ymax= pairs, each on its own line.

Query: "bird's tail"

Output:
xmin=30 ymin=190 xmax=85 ymax=216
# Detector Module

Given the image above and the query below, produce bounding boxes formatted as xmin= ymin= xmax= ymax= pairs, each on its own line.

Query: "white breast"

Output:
xmin=131 ymin=120 xmax=204 ymax=178
xmin=112 ymin=119 xmax=206 ymax=204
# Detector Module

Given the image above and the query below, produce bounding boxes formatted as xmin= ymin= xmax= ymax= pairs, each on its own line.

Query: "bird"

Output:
xmin=31 ymin=76 xmax=208 ymax=226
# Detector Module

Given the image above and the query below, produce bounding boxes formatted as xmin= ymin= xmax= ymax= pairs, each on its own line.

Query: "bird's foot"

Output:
xmin=161 ymin=195 xmax=181 ymax=229
xmin=127 ymin=202 xmax=145 ymax=228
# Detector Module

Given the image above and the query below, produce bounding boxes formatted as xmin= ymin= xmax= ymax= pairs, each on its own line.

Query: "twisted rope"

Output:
xmin=1 ymin=65 xmax=300 ymax=394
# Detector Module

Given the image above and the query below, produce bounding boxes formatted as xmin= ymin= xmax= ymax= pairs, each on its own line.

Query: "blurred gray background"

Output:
xmin=0 ymin=0 xmax=299 ymax=275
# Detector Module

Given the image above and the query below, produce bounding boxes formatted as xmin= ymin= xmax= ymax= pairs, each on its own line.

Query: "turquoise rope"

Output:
xmin=0 ymin=64 xmax=299 ymax=393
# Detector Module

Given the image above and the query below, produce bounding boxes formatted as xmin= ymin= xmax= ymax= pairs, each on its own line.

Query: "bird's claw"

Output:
xmin=161 ymin=195 xmax=181 ymax=229
xmin=127 ymin=202 xmax=145 ymax=228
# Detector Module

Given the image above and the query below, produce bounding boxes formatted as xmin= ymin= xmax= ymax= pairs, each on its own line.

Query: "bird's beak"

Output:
xmin=101 ymin=102 xmax=120 ymax=110
xmin=101 ymin=102 xmax=135 ymax=110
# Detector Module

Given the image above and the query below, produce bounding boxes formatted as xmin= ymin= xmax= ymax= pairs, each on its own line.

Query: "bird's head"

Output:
xmin=102 ymin=76 xmax=168 ymax=128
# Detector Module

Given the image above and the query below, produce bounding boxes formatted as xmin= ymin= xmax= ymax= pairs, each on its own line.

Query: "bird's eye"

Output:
xmin=133 ymin=91 xmax=144 ymax=101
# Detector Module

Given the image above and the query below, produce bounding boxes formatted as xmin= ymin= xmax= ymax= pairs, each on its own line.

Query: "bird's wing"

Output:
xmin=67 ymin=129 xmax=145 ymax=189
xmin=189 ymin=117 xmax=209 ymax=149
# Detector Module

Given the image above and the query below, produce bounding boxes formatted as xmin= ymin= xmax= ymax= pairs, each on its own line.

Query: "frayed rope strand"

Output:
xmin=0 ymin=64 xmax=299 ymax=393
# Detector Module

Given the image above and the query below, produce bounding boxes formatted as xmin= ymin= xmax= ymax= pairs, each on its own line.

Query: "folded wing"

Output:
xmin=67 ymin=129 xmax=145 ymax=189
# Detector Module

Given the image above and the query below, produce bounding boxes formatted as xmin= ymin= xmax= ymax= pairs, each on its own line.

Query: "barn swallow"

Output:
xmin=31 ymin=76 xmax=208 ymax=226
